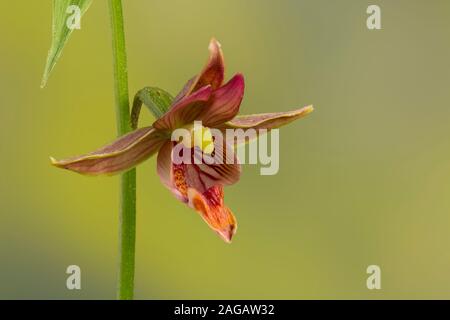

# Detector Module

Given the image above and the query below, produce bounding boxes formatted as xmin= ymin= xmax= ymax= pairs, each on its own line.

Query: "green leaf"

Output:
xmin=131 ymin=87 xmax=174 ymax=129
xmin=41 ymin=0 xmax=93 ymax=88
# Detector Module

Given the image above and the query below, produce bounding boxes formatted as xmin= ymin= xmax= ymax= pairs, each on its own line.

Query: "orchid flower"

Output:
xmin=51 ymin=39 xmax=313 ymax=243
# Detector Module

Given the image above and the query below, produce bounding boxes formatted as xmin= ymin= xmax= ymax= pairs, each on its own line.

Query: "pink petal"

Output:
xmin=51 ymin=127 xmax=166 ymax=175
xmin=222 ymin=105 xmax=313 ymax=130
xmin=152 ymin=85 xmax=212 ymax=131
xmin=198 ymin=74 xmax=245 ymax=127
xmin=187 ymin=38 xmax=225 ymax=95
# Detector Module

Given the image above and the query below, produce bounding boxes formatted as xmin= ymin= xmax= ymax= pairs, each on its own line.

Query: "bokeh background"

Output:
xmin=1 ymin=0 xmax=450 ymax=299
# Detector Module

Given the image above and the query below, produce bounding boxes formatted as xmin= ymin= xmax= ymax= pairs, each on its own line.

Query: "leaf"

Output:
xmin=131 ymin=87 xmax=174 ymax=129
xmin=41 ymin=0 xmax=93 ymax=88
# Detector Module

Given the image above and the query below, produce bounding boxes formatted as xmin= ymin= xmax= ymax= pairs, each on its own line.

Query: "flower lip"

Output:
xmin=188 ymin=186 xmax=237 ymax=243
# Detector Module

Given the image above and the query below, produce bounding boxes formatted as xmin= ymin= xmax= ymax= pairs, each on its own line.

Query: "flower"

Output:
xmin=51 ymin=39 xmax=313 ymax=243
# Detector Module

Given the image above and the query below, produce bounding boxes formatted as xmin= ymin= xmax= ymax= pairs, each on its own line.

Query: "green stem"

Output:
xmin=108 ymin=0 xmax=136 ymax=300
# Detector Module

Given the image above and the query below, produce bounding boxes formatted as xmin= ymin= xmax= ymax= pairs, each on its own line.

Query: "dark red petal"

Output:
xmin=198 ymin=74 xmax=245 ymax=127
xmin=152 ymin=85 xmax=212 ymax=130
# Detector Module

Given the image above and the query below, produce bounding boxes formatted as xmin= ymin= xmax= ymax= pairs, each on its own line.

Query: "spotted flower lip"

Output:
xmin=51 ymin=38 xmax=313 ymax=242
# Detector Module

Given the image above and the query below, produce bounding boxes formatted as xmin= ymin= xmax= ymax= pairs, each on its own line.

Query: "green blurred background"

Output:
xmin=1 ymin=0 xmax=450 ymax=299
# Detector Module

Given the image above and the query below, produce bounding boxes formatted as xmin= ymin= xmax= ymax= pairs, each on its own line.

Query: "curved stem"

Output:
xmin=108 ymin=0 xmax=136 ymax=300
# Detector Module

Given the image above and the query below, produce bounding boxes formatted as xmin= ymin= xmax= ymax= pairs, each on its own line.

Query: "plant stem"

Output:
xmin=108 ymin=0 xmax=136 ymax=300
